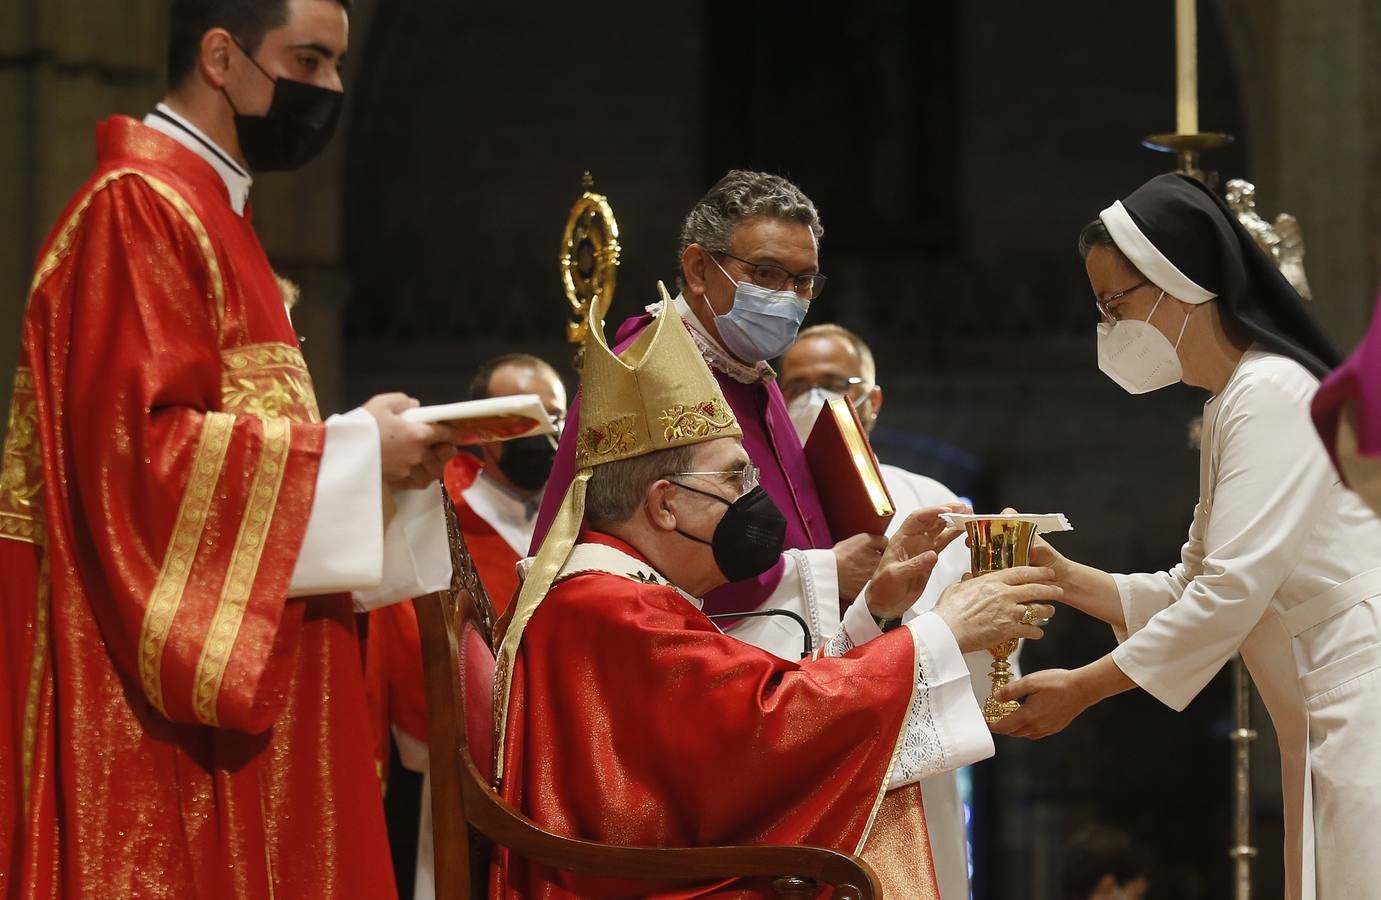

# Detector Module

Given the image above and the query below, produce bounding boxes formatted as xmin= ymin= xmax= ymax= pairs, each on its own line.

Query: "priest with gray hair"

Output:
xmin=533 ymin=170 xmax=885 ymax=660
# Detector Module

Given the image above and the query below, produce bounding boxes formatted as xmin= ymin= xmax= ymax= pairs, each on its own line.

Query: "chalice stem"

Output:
xmin=984 ymin=639 xmax=1021 ymax=723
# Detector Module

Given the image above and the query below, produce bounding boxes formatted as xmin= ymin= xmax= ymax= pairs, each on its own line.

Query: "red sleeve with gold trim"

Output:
xmin=23 ymin=170 xmax=325 ymax=734
xmin=494 ymin=572 xmax=916 ymax=898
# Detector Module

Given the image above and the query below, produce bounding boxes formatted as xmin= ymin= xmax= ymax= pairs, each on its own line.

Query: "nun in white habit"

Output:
xmin=990 ymin=173 xmax=1381 ymax=900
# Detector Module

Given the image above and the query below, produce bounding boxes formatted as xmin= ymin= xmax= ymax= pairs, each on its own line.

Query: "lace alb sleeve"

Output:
xmin=886 ymin=612 xmax=993 ymax=788
xmin=819 ymin=597 xmax=882 ymax=657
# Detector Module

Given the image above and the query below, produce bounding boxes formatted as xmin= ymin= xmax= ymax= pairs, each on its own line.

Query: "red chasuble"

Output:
xmin=0 ymin=118 xmax=395 ymax=899
xmin=492 ymin=533 xmax=932 ymax=899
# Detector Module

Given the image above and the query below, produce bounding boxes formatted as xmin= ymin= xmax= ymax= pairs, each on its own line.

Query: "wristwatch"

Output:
xmin=871 ymin=612 xmax=903 ymax=633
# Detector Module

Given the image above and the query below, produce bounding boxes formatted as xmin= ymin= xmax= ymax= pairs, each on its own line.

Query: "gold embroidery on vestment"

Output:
xmin=575 ymin=414 xmax=641 ymax=466
xmin=192 ymin=416 xmax=292 ymax=726
xmin=21 ymin=551 xmax=51 ymax=814
xmin=138 ymin=412 xmax=236 ymax=715
xmin=659 ymin=399 xmax=734 ymax=443
xmin=1 ymin=367 xmax=42 ymax=545
xmin=221 ymin=343 xmax=321 ymax=423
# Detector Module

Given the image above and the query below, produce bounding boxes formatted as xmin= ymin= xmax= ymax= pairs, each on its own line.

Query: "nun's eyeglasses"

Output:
xmin=1095 ymin=279 xmax=1152 ymax=323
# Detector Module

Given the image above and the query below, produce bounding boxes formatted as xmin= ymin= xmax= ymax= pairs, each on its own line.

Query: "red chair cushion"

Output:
xmin=460 ymin=620 xmax=497 ymax=785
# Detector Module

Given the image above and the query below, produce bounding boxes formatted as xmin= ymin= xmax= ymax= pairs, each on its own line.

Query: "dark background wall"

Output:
xmin=7 ymin=1 xmax=1376 ymax=897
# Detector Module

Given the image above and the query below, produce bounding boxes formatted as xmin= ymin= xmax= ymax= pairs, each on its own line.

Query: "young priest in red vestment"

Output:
xmin=0 ymin=2 xmax=460 ymax=897
xmin=492 ymin=295 xmax=1061 ymax=898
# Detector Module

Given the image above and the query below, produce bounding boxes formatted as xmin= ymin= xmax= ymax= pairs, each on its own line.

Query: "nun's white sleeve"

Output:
xmin=1111 ymin=371 xmax=1330 ymax=710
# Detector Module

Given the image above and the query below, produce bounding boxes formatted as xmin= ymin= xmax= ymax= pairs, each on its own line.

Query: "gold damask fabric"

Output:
xmin=859 ymin=783 xmax=941 ymax=899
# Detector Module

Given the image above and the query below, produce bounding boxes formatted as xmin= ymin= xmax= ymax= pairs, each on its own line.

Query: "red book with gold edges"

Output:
xmin=803 ymin=397 xmax=896 ymax=537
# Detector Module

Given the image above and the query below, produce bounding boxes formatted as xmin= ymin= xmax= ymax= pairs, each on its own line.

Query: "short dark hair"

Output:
xmin=1077 ymin=217 xmax=1118 ymax=261
xmin=167 ymin=0 xmax=351 ymax=88
xmin=1059 ymin=825 xmax=1151 ymax=900
xmin=586 ymin=445 xmax=696 ymax=530
xmin=467 ymin=353 xmax=560 ymax=401
xmin=794 ymin=323 xmax=876 ymax=385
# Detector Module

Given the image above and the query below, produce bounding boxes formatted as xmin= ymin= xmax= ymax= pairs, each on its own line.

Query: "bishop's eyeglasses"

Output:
xmin=666 ymin=463 xmax=761 ymax=496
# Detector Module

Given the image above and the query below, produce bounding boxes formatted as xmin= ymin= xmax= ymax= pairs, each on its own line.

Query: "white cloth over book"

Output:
xmin=287 ymin=407 xmax=451 ymax=610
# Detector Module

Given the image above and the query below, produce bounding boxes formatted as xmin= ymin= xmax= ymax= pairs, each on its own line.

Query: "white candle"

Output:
xmin=1176 ymin=0 xmax=1199 ymax=134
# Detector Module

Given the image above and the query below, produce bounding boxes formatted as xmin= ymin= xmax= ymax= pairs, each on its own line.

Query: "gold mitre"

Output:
xmin=493 ymin=283 xmax=739 ymax=784
xmin=575 ymin=282 xmax=741 ymax=468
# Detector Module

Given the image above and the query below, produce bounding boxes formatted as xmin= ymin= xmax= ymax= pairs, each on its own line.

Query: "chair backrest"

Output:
xmin=416 ymin=494 xmax=498 ymax=900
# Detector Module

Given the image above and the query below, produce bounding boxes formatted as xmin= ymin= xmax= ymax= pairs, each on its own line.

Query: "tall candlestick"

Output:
xmin=1176 ymin=0 xmax=1199 ymax=134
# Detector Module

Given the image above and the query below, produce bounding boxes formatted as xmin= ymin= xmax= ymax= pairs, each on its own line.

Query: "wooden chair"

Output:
xmin=415 ymin=497 xmax=881 ymax=899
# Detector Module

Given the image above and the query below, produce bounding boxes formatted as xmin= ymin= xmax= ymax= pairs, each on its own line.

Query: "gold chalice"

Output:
xmin=962 ymin=516 xmax=1041 ymax=723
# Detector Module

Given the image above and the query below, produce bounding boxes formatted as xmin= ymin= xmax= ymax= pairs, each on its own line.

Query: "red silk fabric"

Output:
xmin=444 ymin=454 xmax=523 ymax=613
xmin=0 ymin=119 xmax=394 ymax=899
xmin=492 ymin=533 xmax=917 ymax=898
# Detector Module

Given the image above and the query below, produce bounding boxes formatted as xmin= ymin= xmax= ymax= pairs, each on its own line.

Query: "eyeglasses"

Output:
xmin=667 ymin=463 xmax=760 ymax=496
xmin=779 ymin=375 xmax=868 ymax=403
xmin=1095 ymin=280 xmax=1152 ymax=323
xmin=716 ymin=252 xmax=828 ymax=301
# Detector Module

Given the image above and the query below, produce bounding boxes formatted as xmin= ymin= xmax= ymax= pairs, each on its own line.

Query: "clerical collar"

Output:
xmin=645 ymin=294 xmax=775 ymax=385
xmin=143 ymin=103 xmax=253 ymax=215
xmin=462 ymin=468 xmax=542 ymax=557
xmin=558 ymin=534 xmax=703 ymax=610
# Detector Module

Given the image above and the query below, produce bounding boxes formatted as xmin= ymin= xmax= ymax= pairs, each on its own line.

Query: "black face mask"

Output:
xmin=225 ymin=41 xmax=343 ymax=172
xmin=672 ymin=484 xmax=786 ymax=583
xmin=496 ymin=434 xmax=558 ymax=493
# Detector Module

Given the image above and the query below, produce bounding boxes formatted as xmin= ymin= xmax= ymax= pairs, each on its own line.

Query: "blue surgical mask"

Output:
xmin=704 ymin=258 xmax=810 ymax=362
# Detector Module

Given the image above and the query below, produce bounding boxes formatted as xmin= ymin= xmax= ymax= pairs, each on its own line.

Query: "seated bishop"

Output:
xmin=492 ymin=296 xmax=1059 ymax=898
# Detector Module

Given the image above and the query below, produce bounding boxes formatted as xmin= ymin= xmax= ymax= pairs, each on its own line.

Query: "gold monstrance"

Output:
xmin=559 ymin=172 xmax=621 ymax=369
